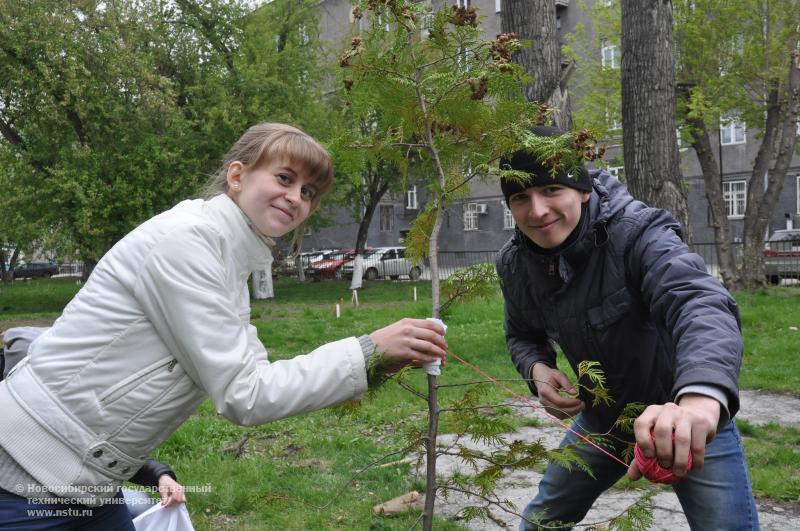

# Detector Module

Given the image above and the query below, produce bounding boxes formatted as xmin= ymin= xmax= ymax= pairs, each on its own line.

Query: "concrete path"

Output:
xmin=428 ymin=391 xmax=800 ymax=530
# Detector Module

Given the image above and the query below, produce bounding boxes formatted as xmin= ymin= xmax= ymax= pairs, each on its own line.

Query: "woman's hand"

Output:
xmin=157 ymin=474 xmax=187 ymax=507
xmin=369 ymin=318 xmax=448 ymax=373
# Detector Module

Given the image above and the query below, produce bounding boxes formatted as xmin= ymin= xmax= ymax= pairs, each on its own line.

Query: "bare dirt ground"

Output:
xmin=429 ymin=390 xmax=800 ymax=530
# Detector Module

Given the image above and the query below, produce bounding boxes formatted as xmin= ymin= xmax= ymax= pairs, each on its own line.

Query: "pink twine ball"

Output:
xmin=633 ymin=435 xmax=693 ymax=485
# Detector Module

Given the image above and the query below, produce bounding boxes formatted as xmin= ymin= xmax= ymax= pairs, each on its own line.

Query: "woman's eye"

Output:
xmin=277 ymin=173 xmax=291 ymax=184
xmin=301 ymin=187 xmax=316 ymax=200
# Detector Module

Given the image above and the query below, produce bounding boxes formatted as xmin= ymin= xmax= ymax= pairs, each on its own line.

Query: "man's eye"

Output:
xmin=509 ymin=194 xmax=527 ymax=203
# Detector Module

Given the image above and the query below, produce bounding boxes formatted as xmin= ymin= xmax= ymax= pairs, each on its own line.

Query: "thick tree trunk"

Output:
xmin=501 ymin=0 xmax=572 ymax=128
xmin=686 ymin=117 xmax=738 ymax=287
xmin=740 ymin=51 xmax=800 ymax=289
xmin=620 ymin=0 xmax=692 ymax=242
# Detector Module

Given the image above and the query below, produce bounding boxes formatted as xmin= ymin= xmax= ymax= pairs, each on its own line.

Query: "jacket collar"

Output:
xmin=205 ymin=194 xmax=274 ymax=272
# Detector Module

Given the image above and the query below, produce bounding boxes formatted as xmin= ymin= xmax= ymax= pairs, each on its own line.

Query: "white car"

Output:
xmin=341 ymin=247 xmax=423 ymax=280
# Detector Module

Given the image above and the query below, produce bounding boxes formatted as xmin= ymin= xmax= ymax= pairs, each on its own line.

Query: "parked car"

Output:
xmin=13 ymin=261 xmax=59 ymax=279
xmin=341 ymin=246 xmax=423 ymax=281
xmin=274 ymin=250 xmax=338 ymax=277
xmin=763 ymin=228 xmax=800 ymax=284
xmin=308 ymin=249 xmax=360 ymax=280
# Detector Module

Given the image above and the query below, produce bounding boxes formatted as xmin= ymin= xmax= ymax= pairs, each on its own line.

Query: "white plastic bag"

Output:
xmin=424 ymin=318 xmax=447 ymax=376
xmin=132 ymin=503 xmax=195 ymax=531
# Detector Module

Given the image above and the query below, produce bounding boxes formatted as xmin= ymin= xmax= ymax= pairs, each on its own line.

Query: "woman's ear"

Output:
xmin=226 ymin=161 xmax=244 ymax=194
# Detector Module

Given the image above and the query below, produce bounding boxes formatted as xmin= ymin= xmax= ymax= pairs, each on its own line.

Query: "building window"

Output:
xmin=605 ymin=106 xmax=621 ymax=131
xmin=607 ymin=166 xmax=625 ymax=180
xmin=796 ymin=175 xmax=800 ymax=214
xmin=495 ymin=0 xmax=501 ymax=13
xmin=380 ymin=204 xmax=394 ymax=232
xmin=457 ymin=0 xmax=471 ymax=7
xmin=502 ymin=203 xmax=515 ymax=230
xmin=298 ymin=24 xmax=309 ymax=45
xmin=723 ymin=180 xmax=747 ymax=218
xmin=463 ymin=203 xmax=480 ymax=231
xmin=720 ymin=115 xmax=746 ymax=145
xmin=406 ymin=185 xmax=418 ymax=209
xmin=601 ymin=43 xmax=619 ymax=69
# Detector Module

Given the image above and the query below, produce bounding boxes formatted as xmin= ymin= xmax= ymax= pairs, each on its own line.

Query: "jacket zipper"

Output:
xmin=98 ymin=358 xmax=176 ymax=405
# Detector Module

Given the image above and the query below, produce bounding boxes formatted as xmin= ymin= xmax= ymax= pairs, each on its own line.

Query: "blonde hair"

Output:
xmin=202 ymin=123 xmax=333 ymax=250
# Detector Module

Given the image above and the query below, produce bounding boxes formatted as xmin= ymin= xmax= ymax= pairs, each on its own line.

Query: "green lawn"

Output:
xmin=1 ymin=278 xmax=798 ymax=528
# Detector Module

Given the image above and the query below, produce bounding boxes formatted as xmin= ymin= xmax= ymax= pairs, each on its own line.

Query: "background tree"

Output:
xmin=501 ymin=0 xmax=574 ymax=129
xmin=620 ymin=0 xmax=691 ymax=240
xmin=0 ymin=0 xmax=332 ymax=277
xmin=674 ymin=0 xmax=800 ymax=290
xmin=0 ymin=1 xmax=193 ymax=277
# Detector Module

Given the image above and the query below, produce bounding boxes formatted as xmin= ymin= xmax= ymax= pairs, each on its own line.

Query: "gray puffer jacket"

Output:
xmin=495 ymin=171 xmax=743 ymax=433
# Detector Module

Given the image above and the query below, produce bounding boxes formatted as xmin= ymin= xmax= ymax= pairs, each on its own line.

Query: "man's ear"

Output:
xmin=580 ymin=192 xmax=591 ymax=204
xmin=226 ymin=161 xmax=244 ymax=192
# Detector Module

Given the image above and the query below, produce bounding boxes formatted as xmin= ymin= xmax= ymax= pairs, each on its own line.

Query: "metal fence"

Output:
xmin=281 ymin=243 xmax=799 ymax=285
xmin=56 ymin=242 xmax=800 ymax=285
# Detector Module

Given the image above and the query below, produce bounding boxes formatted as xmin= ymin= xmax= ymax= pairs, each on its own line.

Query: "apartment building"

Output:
xmin=303 ymin=0 xmax=800 ymax=254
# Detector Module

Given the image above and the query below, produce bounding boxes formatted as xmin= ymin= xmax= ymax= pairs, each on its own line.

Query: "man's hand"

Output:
xmin=531 ymin=363 xmax=585 ymax=419
xmin=158 ymin=474 xmax=187 ymax=507
xmin=627 ymin=394 xmax=720 ymax=481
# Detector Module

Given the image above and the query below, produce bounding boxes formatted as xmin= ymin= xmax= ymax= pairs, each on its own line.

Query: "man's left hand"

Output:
xmin=627 ymin=394 xmax=720 ymax=480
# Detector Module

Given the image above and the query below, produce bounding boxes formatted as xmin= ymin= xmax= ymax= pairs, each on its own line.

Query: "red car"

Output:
xmin=308 ymin=249 xmax=361 ymax=280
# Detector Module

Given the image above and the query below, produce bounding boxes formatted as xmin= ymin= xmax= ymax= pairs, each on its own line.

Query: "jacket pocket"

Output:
xmin=583 ymin=286 xmax=634 ymax=375
xmin=98 ymin=357 xmax=176 ymax=405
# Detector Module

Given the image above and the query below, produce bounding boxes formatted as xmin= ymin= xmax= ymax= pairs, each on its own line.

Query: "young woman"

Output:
xmin=0 ymin=123 xmax=447 ymax=529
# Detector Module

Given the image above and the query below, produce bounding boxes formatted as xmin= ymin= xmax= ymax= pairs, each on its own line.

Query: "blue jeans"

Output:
xmin=0 ymin=488 xmax=135 ymax=530
xmin=520 ymin=415 xmax=759 ymax=530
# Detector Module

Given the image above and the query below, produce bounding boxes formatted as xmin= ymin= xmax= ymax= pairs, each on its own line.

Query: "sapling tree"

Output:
xmin=337 ymin=0 xmax=541 ymax=316
xmin=337 ymin=2 xmax=617 ymax=527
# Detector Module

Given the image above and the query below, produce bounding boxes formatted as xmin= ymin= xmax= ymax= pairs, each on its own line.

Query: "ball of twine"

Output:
xmin=633 ymin=434 xmax=693 ymax=484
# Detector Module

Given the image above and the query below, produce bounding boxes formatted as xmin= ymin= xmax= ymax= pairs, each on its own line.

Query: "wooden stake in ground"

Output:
xmin=351 ymin=289 xmax=359 ymax=307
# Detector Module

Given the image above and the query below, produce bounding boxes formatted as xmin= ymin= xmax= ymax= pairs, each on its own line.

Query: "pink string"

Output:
xmin=633 ymin=433 xmax=692 ymax=484
xmin=446 ymin=349 xmax=630 ymax=469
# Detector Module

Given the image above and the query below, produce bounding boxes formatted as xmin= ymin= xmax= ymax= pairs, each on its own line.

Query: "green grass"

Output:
xmin=736 ymin=288 xmax=800 ymax=392
xmin=737 ymin=419 xmax=800 ymax=501
xmin=2 ymin=278 xmax=799 ymax=527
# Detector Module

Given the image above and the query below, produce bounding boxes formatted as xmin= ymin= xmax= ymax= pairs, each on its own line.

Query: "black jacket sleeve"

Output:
xmin=129 ymin=457 xmax=177 ymax=488
xmin=627 ymin=208 xmax=743 ymax=417
xmin=496 ymin=251 xmax=557 ymax=396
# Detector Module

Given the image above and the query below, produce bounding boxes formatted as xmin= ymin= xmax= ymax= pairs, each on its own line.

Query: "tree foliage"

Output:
xmin=0 ymin=0 xmax=331 ymax=274
xmin=337 ymin=0 xmax=545 ymax=316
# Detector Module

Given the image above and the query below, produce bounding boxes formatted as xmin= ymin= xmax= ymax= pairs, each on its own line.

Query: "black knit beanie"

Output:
xmin=500 ymin=126 xmax=592 ymax=204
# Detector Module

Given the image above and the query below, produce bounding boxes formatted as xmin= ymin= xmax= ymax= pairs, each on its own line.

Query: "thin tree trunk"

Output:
xmin=686 ymin=116 xmax=738 ymax=287
xmin=740 ymin=51 xmax=800 ymax=289
xmin=350 ymin=176 xmax=389 ymax=290
xmin=81 ymin=258 xmax=96 ymax=283
xmin=620 ymin=0 xmax=692 ymax=241
xmin=422 ymin=373 xmax=439 ymax=531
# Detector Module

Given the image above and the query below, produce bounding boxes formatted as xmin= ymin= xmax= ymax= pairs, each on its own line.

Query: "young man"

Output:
xmin=495 ymin=127 xmax=759 ymax=530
